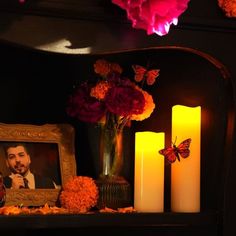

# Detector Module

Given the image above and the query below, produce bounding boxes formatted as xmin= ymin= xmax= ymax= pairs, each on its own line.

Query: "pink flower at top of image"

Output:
xmin=67 ymin=59 xmax=159 ymax=129
xmin=112 ymin=0 xmax=190 ymax=36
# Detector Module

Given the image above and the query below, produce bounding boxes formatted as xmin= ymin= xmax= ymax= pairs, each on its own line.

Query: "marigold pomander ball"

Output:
xmin=59 ymin=176 xmax=99 ymax=213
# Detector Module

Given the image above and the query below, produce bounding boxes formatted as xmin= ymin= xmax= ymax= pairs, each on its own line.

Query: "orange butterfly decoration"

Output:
xmin=132 ymin=65 xmax=160 ymax=85
xmin=159 ymin=138 xmax=191 ymax=164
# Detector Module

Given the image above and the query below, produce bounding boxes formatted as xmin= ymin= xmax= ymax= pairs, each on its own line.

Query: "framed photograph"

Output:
xmin=0 ymin=123 xmax=76 ymax=206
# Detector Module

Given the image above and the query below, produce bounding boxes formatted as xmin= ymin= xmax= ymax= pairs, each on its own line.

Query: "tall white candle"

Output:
xmin=134 ymin=131 xmax=165 ymax=212
xmin=171 ymin=105 xmax=201 ymax=212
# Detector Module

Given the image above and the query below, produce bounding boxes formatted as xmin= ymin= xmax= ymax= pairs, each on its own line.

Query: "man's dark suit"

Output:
xmin=3 ymin=174 xmax=55 ymax=189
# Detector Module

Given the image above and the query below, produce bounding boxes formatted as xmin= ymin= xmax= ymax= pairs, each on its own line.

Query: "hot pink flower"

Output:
xmin=112 ymin=0 xmax=190 ymax=36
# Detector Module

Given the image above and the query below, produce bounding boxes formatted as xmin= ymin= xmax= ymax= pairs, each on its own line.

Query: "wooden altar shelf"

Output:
xmin=0 ymin=211 xmax=219 ymax=229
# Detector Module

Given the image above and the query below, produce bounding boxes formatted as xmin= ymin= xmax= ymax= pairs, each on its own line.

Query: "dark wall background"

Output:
xmin=0 ymin=0 xmax=236 ymax=236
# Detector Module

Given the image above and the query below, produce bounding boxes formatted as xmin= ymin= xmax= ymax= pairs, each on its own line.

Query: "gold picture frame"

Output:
xmin=0 ymin=123 xmax=76 ymax=206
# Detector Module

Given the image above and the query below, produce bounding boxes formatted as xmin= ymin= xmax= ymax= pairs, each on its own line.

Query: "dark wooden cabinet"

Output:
xmin=0 ymin=1 xmax=236 ymax=235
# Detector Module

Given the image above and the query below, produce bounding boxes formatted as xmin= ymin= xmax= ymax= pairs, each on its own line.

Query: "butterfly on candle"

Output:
xmin=158 ymin=138 xmax=192 ymax=164
xmin=132 ymin=65 xmax=160 ymax=85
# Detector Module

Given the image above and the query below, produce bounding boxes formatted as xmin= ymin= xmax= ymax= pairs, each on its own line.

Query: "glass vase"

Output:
xmin=96 ymin=122 xmax=131 ymax=209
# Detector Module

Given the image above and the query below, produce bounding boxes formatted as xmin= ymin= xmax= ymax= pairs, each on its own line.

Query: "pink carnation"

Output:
xmin=112 ymin=0 xmax=190 ymax=36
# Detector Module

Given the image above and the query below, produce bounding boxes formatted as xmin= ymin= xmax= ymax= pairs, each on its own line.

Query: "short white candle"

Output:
xmin=134 ymin=131 xmax=165 ymax=212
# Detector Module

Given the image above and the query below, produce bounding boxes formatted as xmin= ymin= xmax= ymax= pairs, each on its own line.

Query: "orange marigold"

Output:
xmin=59 ymin=176 xmax=99 ymax=213
xmin=94 ymin=59 xmax=110 ymax=77
xmin=110 ymin=62 xmax=123 ymax=74
xmin=94 ymin=59 xmax=123 ymax=77
xmin=90 ymin=81 xmax=111 ymax=100
xmin=131 ymin=89 xmax=155 ymax=121
xmin=218 ymin=0 xmax=236 ymax=17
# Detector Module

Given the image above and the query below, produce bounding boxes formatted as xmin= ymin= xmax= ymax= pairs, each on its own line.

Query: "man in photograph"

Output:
xmin=3 ymin=142 xmax=56 ymax=189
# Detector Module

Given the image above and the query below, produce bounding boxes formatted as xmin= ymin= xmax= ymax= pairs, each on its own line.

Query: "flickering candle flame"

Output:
xmin=171 ymin=105 xmax=201 ymax=212
xmin=134 ymin=131 xmax=165 ymax=212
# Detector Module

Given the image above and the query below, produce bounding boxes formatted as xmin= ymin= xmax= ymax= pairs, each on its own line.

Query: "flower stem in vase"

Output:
xmin=96 ymin=117 xmax=131 ymax=209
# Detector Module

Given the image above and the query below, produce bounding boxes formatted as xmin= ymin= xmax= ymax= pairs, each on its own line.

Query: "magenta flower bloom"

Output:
xmin=105 ymin=85 xmax=145 ymax=117
xmin=67 ymin=83 xmax=106 ymax=123
xmin=112 ymin=0 xmax=190 ymax=36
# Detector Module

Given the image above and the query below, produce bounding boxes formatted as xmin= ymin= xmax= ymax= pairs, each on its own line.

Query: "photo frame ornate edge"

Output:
xmin=0 ymin=123 xmax=77 ymax=206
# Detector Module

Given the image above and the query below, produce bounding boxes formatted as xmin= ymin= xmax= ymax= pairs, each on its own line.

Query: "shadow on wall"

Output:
xmin=0 ymin=0 xmax=140 ymax=53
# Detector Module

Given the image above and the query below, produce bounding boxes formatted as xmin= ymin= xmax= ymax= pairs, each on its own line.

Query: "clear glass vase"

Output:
xmin=96 ymin=117 xmax=131 ymax=209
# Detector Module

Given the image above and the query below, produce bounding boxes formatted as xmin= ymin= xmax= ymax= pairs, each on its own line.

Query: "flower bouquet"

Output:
xmin=67 ymin=59 xmax=159 ymax=208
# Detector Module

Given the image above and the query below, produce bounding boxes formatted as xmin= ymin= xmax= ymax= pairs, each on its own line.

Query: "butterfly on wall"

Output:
xmin=159 ymin=138 xmax=192 ymax=164
xmin=132 ymin=65 xmax=160 ymax=85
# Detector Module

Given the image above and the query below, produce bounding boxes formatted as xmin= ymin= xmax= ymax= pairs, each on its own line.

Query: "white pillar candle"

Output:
xmin=134 ymin=131 xmax=165 ymax=212
xmin=171 ymin=105 xmax=201 ymax=212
